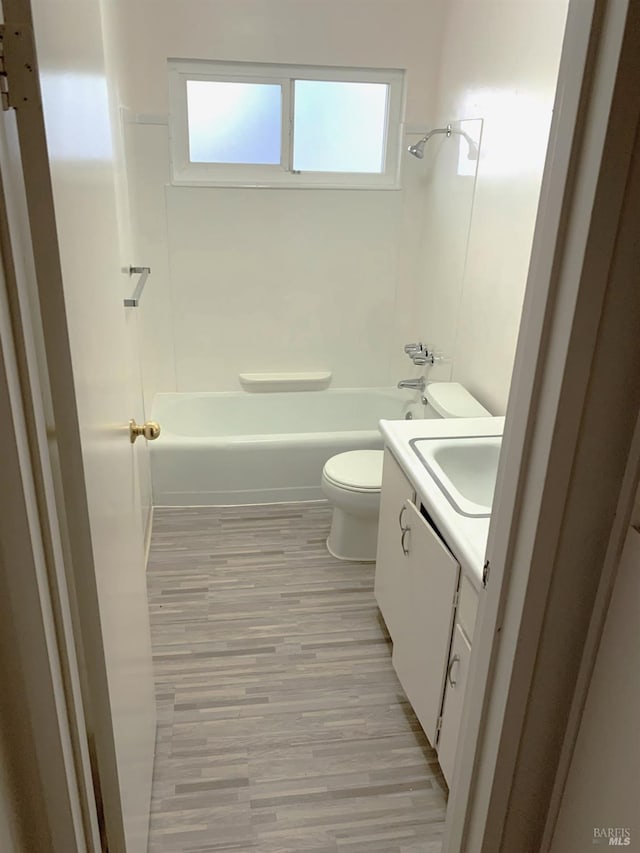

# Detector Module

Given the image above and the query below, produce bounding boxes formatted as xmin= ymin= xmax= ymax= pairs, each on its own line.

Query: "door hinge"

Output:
xmin=0 ymin=39 xmax=8 ymax=111
xmin=482 ymin=559 xmax=490 ymax=589
xmin=452 ymin=588 xmax=459 ymax=609
xmin=0 ymin=24 xmax=39 ymax=112
xmin=435 ymin=715 xmax=443 ymax=742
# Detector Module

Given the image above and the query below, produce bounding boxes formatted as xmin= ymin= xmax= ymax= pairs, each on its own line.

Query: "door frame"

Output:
xmin=0 ymin=1 xmax=639 ymax=852
xmin=0 ymin=1 xmax=135 ymax=850
xmin=444 ymin=0 xmax=640 ymax=849
xmin=0 ymin=143 xmax=98 ymax=849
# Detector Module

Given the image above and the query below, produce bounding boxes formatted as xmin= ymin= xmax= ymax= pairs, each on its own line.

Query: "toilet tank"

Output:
xmin=424 ymin=382 xmax=491 ymax=418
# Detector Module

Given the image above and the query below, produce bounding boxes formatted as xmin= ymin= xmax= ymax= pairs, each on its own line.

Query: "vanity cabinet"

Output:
xmin=374 ymin=445 xmax=479 ymax=785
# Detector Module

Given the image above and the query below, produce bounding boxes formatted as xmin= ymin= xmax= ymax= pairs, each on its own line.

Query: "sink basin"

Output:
xmin=411 ymin=435 xmax=502 ymax=517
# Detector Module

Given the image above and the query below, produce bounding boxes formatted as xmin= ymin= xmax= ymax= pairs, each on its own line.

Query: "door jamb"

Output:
xmin=445 ymin=0 xmax=640 ymax=849
xmin=0 ymin=203 xmax=94 ymax=850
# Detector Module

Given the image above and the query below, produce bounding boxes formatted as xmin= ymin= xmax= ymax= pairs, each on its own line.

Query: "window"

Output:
xmin=168 ymin=61 xmax=405 ymax=188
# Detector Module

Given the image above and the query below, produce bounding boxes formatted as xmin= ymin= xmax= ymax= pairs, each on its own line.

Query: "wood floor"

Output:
xmin=146 ymin=503 xmax=447 ymax=853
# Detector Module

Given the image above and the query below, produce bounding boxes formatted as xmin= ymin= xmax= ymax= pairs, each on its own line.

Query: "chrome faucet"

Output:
xmin=397 ymin=376 xmax=426 ymax=392
xmin=404 ymin=342 xmax=437 ymax=366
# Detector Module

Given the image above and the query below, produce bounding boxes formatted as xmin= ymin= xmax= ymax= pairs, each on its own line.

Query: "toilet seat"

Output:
xmin=322 ymin=450 xmax=383 ymax=493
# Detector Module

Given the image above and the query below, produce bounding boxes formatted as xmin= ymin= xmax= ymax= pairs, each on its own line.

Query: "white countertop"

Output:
xmin=379 ymin=416 xmax=505 ymax=588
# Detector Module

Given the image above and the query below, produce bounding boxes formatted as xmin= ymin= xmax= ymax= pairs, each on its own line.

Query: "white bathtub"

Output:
xmin=150 ymin=388 xmax=434 ymax=505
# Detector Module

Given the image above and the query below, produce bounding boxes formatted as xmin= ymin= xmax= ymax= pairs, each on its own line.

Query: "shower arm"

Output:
xmin=422 ymin=124 xmax=454 ymax=143
xmin=409 ymin=124 xmax=479 ymax=160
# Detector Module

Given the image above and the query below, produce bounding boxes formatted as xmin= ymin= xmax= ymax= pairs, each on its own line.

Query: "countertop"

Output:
xmin=379 ymin=416 xmax=505 ymax=588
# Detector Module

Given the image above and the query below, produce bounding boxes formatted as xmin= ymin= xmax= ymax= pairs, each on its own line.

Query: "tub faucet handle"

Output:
xmin=404 ymin=342 xmax=423 ymax=355
xmin=414 ymin=349 xmax=441 ymax=366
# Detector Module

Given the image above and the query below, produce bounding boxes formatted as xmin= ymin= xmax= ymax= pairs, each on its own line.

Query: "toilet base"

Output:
xmin=326 ymin=507 xmax=379 ymax=562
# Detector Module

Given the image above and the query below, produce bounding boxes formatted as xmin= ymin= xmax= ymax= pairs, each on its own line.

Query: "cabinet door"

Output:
xmin=392 ymin=500 xmax=459 ymax=744
xmin=374 ymin=448 xmax=415 ymax=640
xmin=437 ymin=623 xmax=472 ymax=785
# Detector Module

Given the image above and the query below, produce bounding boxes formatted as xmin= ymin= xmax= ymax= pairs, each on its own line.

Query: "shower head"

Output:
xmin=407 ymin=125 xmax=451 ymax=160
xmin=408 ymin=139 xmax=426 ymax=159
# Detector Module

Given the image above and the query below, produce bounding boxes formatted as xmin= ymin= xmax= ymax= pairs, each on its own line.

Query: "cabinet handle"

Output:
xmin=401 ymin=527 xmax=410 ymax=556
xmin=398 ymin=505 xmax=407 ymax=530
xmin=447 ymin=654 xmax=461 ymax=687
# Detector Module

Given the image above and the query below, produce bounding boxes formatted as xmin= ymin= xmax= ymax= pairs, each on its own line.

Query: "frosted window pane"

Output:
xmin=293 ymin=81 xmax=388 ymax=173
xmin=186 ymin=80 xmax=282 ymax=164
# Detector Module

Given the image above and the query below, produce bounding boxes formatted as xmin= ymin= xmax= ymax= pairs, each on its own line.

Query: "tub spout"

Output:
xmin=398 ymin=377 xmax=426 ymax=392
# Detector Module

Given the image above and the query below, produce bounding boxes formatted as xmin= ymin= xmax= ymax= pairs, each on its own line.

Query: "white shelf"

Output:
xmin=238 ymin=372 xmax=332 ymax=392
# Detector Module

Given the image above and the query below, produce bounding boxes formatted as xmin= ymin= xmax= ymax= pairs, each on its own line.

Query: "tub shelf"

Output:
xmin=239 ymin=371 xmax=332 ymax=392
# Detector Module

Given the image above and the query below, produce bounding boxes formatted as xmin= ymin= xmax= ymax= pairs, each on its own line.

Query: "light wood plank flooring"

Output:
xmin=146 ymin=503 xmax=447 ymax=853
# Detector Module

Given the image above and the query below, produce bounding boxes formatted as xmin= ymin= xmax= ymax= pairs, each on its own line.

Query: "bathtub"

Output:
xmin=150 ymin=388 xmax=435 ymax=505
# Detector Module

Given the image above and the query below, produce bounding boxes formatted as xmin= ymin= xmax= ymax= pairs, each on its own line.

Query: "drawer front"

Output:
xmin=392 ymin=499 xmax=459 ymax=744
xmin=437 ymin=623 xmax=472 ymax=786
xmin=458 ymin=574 xmax=479 ymax=644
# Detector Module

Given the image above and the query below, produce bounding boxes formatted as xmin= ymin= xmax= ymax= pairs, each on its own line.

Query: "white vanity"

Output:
xmin=374 ymin=416 xmax=505 ymax=786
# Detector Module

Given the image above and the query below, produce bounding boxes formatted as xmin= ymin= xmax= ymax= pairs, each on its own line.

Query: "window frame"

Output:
xmin=168 ymin=60 xmax=405 ymax=189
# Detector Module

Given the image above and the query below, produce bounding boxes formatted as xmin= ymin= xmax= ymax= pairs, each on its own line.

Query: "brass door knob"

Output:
xmin=129 ymin=419 xmax=161 ymax=443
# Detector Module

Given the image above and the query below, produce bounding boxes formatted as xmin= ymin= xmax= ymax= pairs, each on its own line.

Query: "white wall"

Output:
xmin=109 ymin=0 xmax=447 ymax=404
xmin=115 ymin=0 xmax=568 ymax=413
xmin=550 ymin=525 xmax=640 ymax=851
xmin=407 ymin=118 xmax=483 ymax=386
xmin=421 ymin=0 xmax=569 ymax=414
xmin=113 ymin=0 xmax=445 ymax=126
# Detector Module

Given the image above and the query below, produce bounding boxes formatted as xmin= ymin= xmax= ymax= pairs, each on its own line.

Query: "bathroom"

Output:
xmin=103 ymin=0 xmax=567 ymax=844
xmin=13 ymin=0 xmax=636 ymax=853
xmin=115 ymin=0 xmax=566 ymax=848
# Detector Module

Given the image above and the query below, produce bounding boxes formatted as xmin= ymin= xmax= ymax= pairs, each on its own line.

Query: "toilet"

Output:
xmin=321 ymin=382 xmax=492 ymax=561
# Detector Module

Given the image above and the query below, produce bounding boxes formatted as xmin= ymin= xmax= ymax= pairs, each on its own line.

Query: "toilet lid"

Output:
xmin=323 ymin=450 xmax=384 ymax=492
